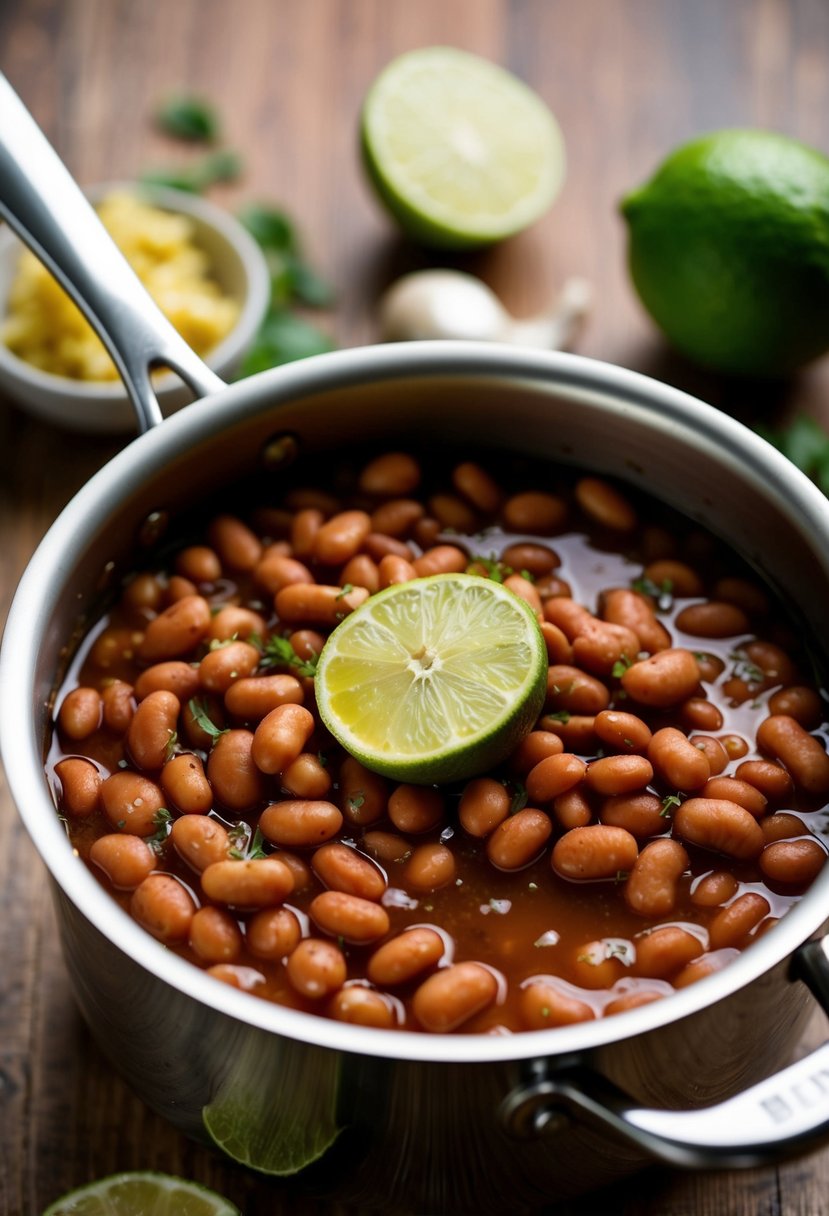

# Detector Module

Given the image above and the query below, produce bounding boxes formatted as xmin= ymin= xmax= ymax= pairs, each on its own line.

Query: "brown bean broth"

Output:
xmin=47 ymin=448 xmax=829 ymax=1034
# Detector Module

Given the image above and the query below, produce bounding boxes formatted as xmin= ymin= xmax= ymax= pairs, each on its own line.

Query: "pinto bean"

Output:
xmin=377 ymin=553 xmax=418 ymax=587
xmin=546 ymin=665 xmax=610 ymax=715
xmin=709 ymin=893 xmax=771 ymax=949
xmin=313 ymin=510 xmax=372 ymax=566
xmin=181 ymin=694 xmax=226 ymax=751
xmin=689 ymin=735 xmax=729 ymax=776
xmin=359 ymin=452 xmax=421 ymax=497
xmin=690 ymin=870 xmax=739 ymax=907
xmin=161 ymin=752 xmax=212 ymax=815
xmin=246 ymin=907 xmax=302 ymax=960
xmin=370 ymin=498 xmax=425 ymax=537
xmin=413 ymin=962 xmax=498 ymax=1033
xmin=624 ymin=839 xmax=689 ymax=917
xmin=58 ymin=687 xmax=101 ymax=739
xmin=760 ymin=838 xmax=827 ymax=888
xmin=411 ymin=545 xmax=468 ymax=577
xmin=189 ymin=906 xmax=243 ymax=963
xmin=486 ymin=809 xmax=553 ymax=871
xmin=679 ymin=698 xmax=724 ymax=733
xmin=275 ymin=582 xmax=369 ymax=626
xmin=675 ymin=601 xmax=750 ymax=638
xmin=176 ymin=545 xmax=222 ymax=584
xmin=428 ymin=492 xmax=478 ymax=533
xmin=674 ymin=950 xmax=740 ymax=988
xmin=127 ymin=690 xmax=180 ymax=771
xmin=553 ymin=787 xmax=594 ymax=830
xmin=290 ymin=507 xmax=324 ymax=559
xmin=510 ymin=731 xmax=565 ymax=775
xmin=101 ymin=680 xmax=135 ymax=733
xmin=539 ymin=621 xmax=572 ymax=665
xmin=647 ymin=727 xmax=710 ymax=791
xmin=735 ymin=759 xmax=795 ymax=803
xmin=459 ymin=777 xmax=512 ymax=837
xmin=570 ymin=942 xmax=627 ymax=989
xmin=604 ymin=991 xmax=666 ymax=1016
xmin=501 ymin=542 xmax=560 ymax=576
xmin=259 ymin=800 xmax=343 ymax=848
xmin=404 ymin=844 xmax=457 ymax=892
xmin=252 ymin=704 xmax=315 ymax=775
xmin=633 ymin=926 xmax=703 ymax=978
xmin=388 ymin=784 xmax=445 ymax=834
xmin=502 ymin=491 xmax=567 ymax=535
xmin=572 ymin=620 xmax=641 ymax=678
xmin=255 ymin=553 xmax=314 ymax=596
xmin=208 ymin=729 xmax=266 ymax=811
xmin=621 ymin=649 xmax=700 ymax=708
xmin=601 ymin=588 xmax=671 ymax=654
xmin=526 ymin=753 xmax=586 ymax=803
xmin=201 ymin=857 xmax=294 ymax=908
xmin=55 ymin=757 xmax=101 ymax=817
xmin=340 ymin=554 xmax=381 ymax=594
xmin=224 ymin=673 xmax=304 ymax=720
xmin=701 ymin=777 xmax=767 ymax=818
xmin=309 ymin=890 xmax=390 ymax=943
xmin=540 ymin=714 xmax=598 ymax=754
xmin=767 ymin=686 xmax=824 ymax=728
xmin=756 ymin=715 xmax=829 ymax=795
xmin=575 ymin=477 xmax=637 ymax=531
xmin=312 ymin=842 xmax=386 ymax=901
xmin=519 ymin=981 xmax=596 ymax=1029
xmin=131 ymin=874 xmax=196 ymax=942
xmin=198 ymin=641 xmax=260 ymax=695
xmin=170 ymin=815 xmax=230 ymax=871
xmin=543 ymin=597 xmax=592 ymax=640
xmin=368 ymin=927 xmax=445 ymax=986
xmin=281 ymin=753 xmax=331 ymax=800
xmin=207 ymin=605 xmax=268 ymax=643
xmin=100 ymin=771 xmax=166 ymax=836
xmin=673 ymin=798 xmax=765 ymax=859
xmin=287 ymin=938 xmax=347 ymax=999
xmin=552 ymin=825 xmax=638 ymax=881
xmin=134 ymin=661 xmax=201 ymax=702
xmin=600 ymin=792 xmax=666 ymax=838
xmin=452 ymin=461 xmax=502 ymax=513
xmin=338 ymin=757 xmax=390 ymax=827
xmin=502 ymin=574 xmax=543 ymax=616
xmin=643 ymin=560 xmax=703 ymax=598
xmin=363 ymin=831 xmax=412 ymax=863
xmin=166 ymin=575 xmax=198 ymax=602
xmin=594 ymin=710 xmax=652 ymax=754
xmin=744 ymin=640 xmax=796 ymax=688
xmin=364 ymin=533 xmax=415 ymax=562
xmin=89 ymin=834 xmax=155 ymax=889
xmin=585 ymin=754 xmax=654 ymax=797
xmin=138 ymin=595 xmax=211 ymax=662
xmin=328 ymin=987 xmax=396 ymax=1028
xmin=207 ymin=514 xmax=263 ymax=571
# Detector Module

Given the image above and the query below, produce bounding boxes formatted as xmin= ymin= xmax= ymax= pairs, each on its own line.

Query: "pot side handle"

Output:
xmin=0 ymin=74 xmax=225 ymax=433
xmin=501 ymin=936 xmax=829 ymax=1168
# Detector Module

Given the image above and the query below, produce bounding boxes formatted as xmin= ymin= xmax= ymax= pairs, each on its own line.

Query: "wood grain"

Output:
xmin=1 ymin=1 xmax=829 ymax=1213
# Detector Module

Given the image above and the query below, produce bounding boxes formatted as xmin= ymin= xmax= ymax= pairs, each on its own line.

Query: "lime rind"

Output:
xmin=361 ymin=46 xmax=565 ymax=249
xmin=42 ymin=1172 xmax=240 ymax=1216
xmin=315 ymin=573 xmax=547 ymax=784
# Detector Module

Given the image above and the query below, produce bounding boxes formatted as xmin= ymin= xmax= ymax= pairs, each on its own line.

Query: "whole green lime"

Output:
xmin=620 ymin=129 xmax=829 ymax=376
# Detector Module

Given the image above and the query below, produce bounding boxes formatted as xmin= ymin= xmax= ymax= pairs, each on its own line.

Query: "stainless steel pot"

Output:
xmin=3 ymin=75 xmax=829 ymax=1214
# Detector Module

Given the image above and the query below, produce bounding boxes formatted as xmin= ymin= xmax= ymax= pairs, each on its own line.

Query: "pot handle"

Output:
xmin=501 ymin=936 xmax=829 ymax=1168
xmin=0 ymin=74 xmax=225 ymax=433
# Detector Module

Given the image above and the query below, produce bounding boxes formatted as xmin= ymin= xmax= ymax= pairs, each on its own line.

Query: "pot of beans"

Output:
xmin=4 ymin=77 xmax=829 ymax=1215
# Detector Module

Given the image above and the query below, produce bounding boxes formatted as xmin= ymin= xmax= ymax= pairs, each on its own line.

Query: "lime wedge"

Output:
xmin=42 ymin=1172 xmax=239 ymax=1216
xmin=361 ymin=46 xmax=565 ymax=249
xmin=315 ymin=573 xmax=547 ymax=784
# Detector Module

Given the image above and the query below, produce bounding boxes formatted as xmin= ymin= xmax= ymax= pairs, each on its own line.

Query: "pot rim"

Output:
xmin=4 ymin=339 xmax=829 ymax=1065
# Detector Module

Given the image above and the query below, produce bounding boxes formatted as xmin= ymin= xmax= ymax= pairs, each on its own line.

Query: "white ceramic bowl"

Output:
xmin=0 ymin=182 xmax=270 ymax=433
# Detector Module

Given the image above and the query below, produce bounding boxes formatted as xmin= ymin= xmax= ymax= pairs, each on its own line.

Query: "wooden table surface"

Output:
xmin=2 ymin=1 xmax=829 ymax=1213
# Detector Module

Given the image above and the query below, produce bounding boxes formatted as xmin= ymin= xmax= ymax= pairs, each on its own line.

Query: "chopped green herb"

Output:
xmin=156 ymin=94 xmax=219 ymax=142
xmin=336 ymin=584 xmax=354 ymax=600
xmin=540 ymin=1006 xmax=551 ymax=1018
xmin=163 ymin=729 xmax=179 ymax=763
xmin=140 ymin=148 xmax=242 ymax=193
xmin=611 ymin=655 xmax=632 ymax=679
xmin=466 ymin=555 xmax=507 ymax=583
xmin=347 ymin=792 xmax=366 ymax=811
xmin=756 ymin=414 xmax=829 ymax=497
xmin=660 ymin=793 xmax=682 ymax=817
xmin=247 ymin=826 xmax=267 ymax=860
xmin=238 ymin=310 xmax=334 ymax=377
xmin=509 ymin=782 xmax=528 ymax=815
xmin=546 ymin=710 xmax=570 ymax=724
xmin=632 ymin=575 xmax=674 ymax=611
xmin=614 ymin=870 xmax=630 ymax=883
xmin=187 ymin=697 xmax=228 ymax=740
xmin=147 ymin=807 xmax=173 ymax=851
xmin=259 ymin=635 xmax=319 ymax=678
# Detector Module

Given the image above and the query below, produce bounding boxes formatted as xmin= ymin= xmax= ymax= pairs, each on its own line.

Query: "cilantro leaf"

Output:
xmin=156 ymin=94 xmax=219 ymax=142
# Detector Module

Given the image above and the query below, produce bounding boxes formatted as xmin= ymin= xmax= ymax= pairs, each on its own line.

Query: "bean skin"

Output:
xmin=207 ymin=729 xmax=266 ymax=811
xmin=760 ymin=838 xmax=826 ymax=888
xmin=89 ymin=834 xmax=155 ymax=889
xmin=679 ymin=698 xmax=724 ymax=733
xmin=519 ymin=981 xmax=595 ymax=1029
xmin=403 ymin=844 xmax=457 ymax=892
xmin=501 ymin=542 xmax=560 ymax=577
xmin=553 ymin=787 xmax=594 ymax=830
xmin=340 ymin=554 xmax=380 ymax=594
xmin=170 ymin=815 xmax=230 ymax=871
xmin=272 ymin=850 xmax=314 ymax=892
xmin=274 ymin=583 xmax=369 ymax=626
xmin=255 ymin=553 xmax=314 ymax=596
xmin=584 ymin=754 xmax=654 ymax=797
xmin=708 ymin=893 xmax=771 ymax=949
xmin=540 ymin=714 xmax=598 ymax=754
xmin=767 ymin=686 xmax=823 ymax=728
xmin=756 ymin=714 xmax=829 ymax=795
xmin=486 ymin=808 xmax=553 ymax=870
xmin=604 ymin=991 xmax=666 ymax=1016
xmin=131 ymin=874 xmax=196 ymax=942
xmin=189 ymin=906 xmax=243 ymax=963
xmin=601 ymin=588 xmax=671 ymax=654
xmin=328 ymin=987 xmax=396 ymax=1028
xmin=207 ymin=514 xmax=263 ymax=571
xmin=377 ymin=554 xmax=418 ymax=587
xmin=138 ymin=595 xmax=211 ymax=662
xmin=673 ymin=798 xmax=765 ymax=859
xmin=101 ymin=680 xmax=135 ymax=733
xmin=370 ymin=498 xmax=424 ymax=537
xmin=544 ymin=597 xmax=592 ymax=641
xmin=176 ymin=545 xmax=222 ymax=584
xmin=127 ymin=690 xmax=181 ymax=771
xmin=458 ymin=777 xmax=511 ymax=837
xmin=502 ymin=491 xmax=567 ymax=535
xmin=364 ymin=533 xmax=414 ymax=562
xmin=503 ymin=574 xmax=543 ymax=617
xmin=287 ymin=938 xmax=347 ymax=999
xmin=281 ymin=752 xmax=332 ymax=800
xmin=413 ymin=962 xmax=499 ymax=1033
xmin=552 ymin=825 xmax=638 ymax=881
xmin=572 ymin=619 xmax=640 ymax=678
xmin=735 ymin=759 xmax=795 ymax=803
xmin=621 ymin=649 xmax=700 ymax=708
xmin=624 ymin=839 xmax=689 ymax=917
xmin=58 ymin=687 xmax=101 ymax=740
xmin=367 ymin=928 xmax=445 ymax=986
xmin=510 ymin=731 xmax=565 ymax=774
xmin=100 ymin=771 xmax=166 ymax=836
xmin=198 ymin=641 xmax=260 ymax=695
xmin=313 ymin=510 xmax=372 ymax=566
xmin=452 ymin=461 xmax=502 ymax=513
xmin=252 ymin=704 xmax=315 ymax=775
xmin=312 ymin=842 xmax=386 ymax=901
xmin=201 ymin=857 xmax=294 ymax=908
xmin=182 ymin=695 xmax=226 ymax=751
xmin=338 ymin=757 xmax=389 ymax=827
xmin=570 ymin=942 xmax=626 ymax=989
xmin=575 ymin=477 xmax=637 ymax=531
xmin=744 ymin=641 xmax=796 ymax=688
xmin=207 ymin=605 xmax=268 ymax=643
xmin=166 ymin=575 xmax=197 ymax=602
xmin=690 ymin=871 xmax=739 ymax=907
xmin=411 ymin=545 xmax=468 ymax=578
xmin=594 ymin=710 xmax=652 ymax=754
xmin=224 ymin=673 xmax=304 ymax=720
xmin=359 ymin=452 xmax=421 ymax=497
xmin=644 ymin=560 xmax=703 ymax=598
xmin=701 ymin=776 xmax=767 ymax=818
xmin=539 ymin=620 xmax=573 ymax=665
xmin=689 ymin=735 xmax=729 ymax=776
xmin=134 ymin=661 xmax=201 ymax=702
xmin=309 ymin=890 xmax=390 ymax=943
xmin=526 ymin=753 xmax=586 ymax=803
xmin=600 ymin=792 xmax=667 ymax=838
xmin=761 ymin=813 xmax=808 ymax=844
xmin=55 ymin=757 xmax=101 ymax=817
xmin=388 ymin=784 xmax=445 ymax=834
xmin=259 ymin=800 xmax=343 ymax=848
xmin=246 ymin=907 xmax=302 ymax=960
xmin=161 ymin=752 xmax=212 ymax=814
xmin=363 ymin=831 xmax=412 ymax=864
xmin=674 ymin=950 xmax=740 ymax=988
xmin=546 ymin=665 xmax=610 ymax=715
xmin=647 ymin=727 xmax=710 ymax=791
xmin=429 ymin=492 xmax=478 ymax=533
xmin=633 ymin=926 xmax=703 ymax=979
xmin=675 ymin=601 xmax=750 ymax=638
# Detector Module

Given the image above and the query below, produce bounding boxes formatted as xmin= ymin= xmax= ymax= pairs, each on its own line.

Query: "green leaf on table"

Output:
xmin=238 ymin=310 xmax=333 ymax=377
xmin=239 ymin=204 xmax=335 ymax=309
xmin=140 ymin=149 xmax=243 ymax=194
xmin=756 ymin=414 xmax=829 ymax=493
xmin=156 ymin=94 xmax=220 ymax=142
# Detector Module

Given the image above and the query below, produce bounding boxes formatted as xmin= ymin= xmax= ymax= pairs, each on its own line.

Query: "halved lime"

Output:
xmin=42 ymin=1172 xmax=240 ymax=1216
xmin=315 ymin=573 xmax=547 ymax=784
xmin=361 ymin=46 xmax=565 ymax=249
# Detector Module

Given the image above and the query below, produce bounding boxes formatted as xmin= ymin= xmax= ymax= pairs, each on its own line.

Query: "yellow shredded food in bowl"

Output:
xmin=2 ymin=191 xmax=240 ymax=381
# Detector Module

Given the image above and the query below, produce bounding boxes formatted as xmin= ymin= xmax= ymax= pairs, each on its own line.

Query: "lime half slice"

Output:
xmin=361 ymin=46 xmax=565 ymax=249
xmin=42 ymin=1172 xmax=240 ymax=1216
xmin=315 ymin=573 xmax=547 ymax=784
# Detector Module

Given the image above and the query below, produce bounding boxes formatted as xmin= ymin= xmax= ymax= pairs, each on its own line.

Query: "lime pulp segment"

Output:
xmin=315 ymin=574 xmax=547 ymax=783
xmin=42 ymin=1172 xmax=240 ymax=1216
